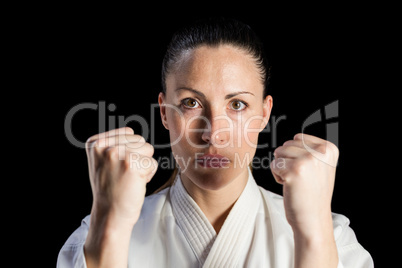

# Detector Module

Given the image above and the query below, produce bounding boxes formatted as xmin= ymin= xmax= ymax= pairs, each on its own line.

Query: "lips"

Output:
xmin=196 ymin=154 xmax=230 ymax=168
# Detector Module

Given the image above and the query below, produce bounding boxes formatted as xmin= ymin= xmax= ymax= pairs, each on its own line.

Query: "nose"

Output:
xmin=201 ymin=114 xmax=231 ymax=146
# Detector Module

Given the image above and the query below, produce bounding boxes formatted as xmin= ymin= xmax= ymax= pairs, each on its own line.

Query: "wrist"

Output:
xmin=293 ymin=234 xmax=338 ymax=268
xmin=290 ymin=211 xmax=334 ymax=240
xmin=293 ymin=230 xmax=333 ymax=249
xmin=85 ymin=226 xmax=132 ymax=268
xmin=91 ymin=201 xmax=139 ymax=230
xmin=84 ymin=207 xmax=135 ymax=268
xmin=292 ymin=222 xmax=338 ymax=268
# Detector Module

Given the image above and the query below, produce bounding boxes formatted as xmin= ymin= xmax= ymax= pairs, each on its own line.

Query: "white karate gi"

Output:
xmin=57 ymin=169 xmax=374 ymax=267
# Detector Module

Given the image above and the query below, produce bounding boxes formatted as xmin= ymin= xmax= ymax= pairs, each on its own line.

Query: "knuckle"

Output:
xmin=86 ymin=134 xmax=97 ymax=145
xmin=122 ymin=153 xmax=137 ymax=171
xmin=304 ymin=152 xmax=315 ymax=161
xmin=122 ymin=157 xmax=132 ymax=170
xmin=271 ymin=158 xmax=286 ymax=174
xmin=96 ymin=138 xmax=109 ymax=148
xmin=90 ymin=140 xmax=104 ymax=155
xmin=126 ymin=134 xmax=145 ymax=144
xmin=274 ymin=145 xmax=283 ymax=153
xmin=283 ymin=140 xmax=297 ymax=146
xmin=105 ymin=146 xmax=119 ymax=160
xmin=145 ymin=142 xmax=155 ymax=156
xmin=136 ymin=135 xmax=146 ymax=144
xmin=85 ymin=139 xmax=92 ymax=149
xmin=124 ymin=152 xmax=140 ymax=171
xmin=282 ymin=140 xmax=290 ymax=145
xmin=125 ymin=127 xmax=135 ymax=135
xmin=326 ymin=141 xmax=339 ymax=155
xmin=292 ymin=159 xmax=308 ymax=175
xmin=127 ymin=155 xmax=156 ymax=178
xmin=314 ymin=143 xmax=327 ymax=154
xmin=125 ymin=136 xmax=146 ymax=148
xmin=131 ymin=141 xmax=154 ymax=156
xmin=85 ymin=137 xmax=97 ymax=150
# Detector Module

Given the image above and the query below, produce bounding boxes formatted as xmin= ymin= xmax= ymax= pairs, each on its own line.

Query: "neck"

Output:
xmin=180 ymin=168 xmax=249 ymax=234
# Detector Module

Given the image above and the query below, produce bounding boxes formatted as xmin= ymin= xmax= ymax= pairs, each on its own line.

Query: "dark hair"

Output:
xmin=161 ymin=17 xmax=270 ymax=97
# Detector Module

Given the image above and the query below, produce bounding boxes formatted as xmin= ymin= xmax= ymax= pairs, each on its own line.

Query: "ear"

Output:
xmin=158 ymin=92 xmax=169 ymax=130
xmin=260 ymin=95 xmax=273 ymax=131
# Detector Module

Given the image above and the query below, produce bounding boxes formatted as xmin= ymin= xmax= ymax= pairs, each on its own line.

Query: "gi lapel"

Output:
xmin=171 ymin=174 xmax=217 ymax=266
xmin=171 ymin=168 xmax=261 ymax=267
xmin=202 ymin=168 xmax=261 ymax=267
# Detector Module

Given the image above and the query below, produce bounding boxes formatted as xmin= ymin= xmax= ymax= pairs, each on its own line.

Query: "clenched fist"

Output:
xmin=84 ymin=127 xmax=158 ymax=267
xmin=270 ymin=133 xmax=339 ymax=237
xmin=85 ymin=127 xmax=158 ymax=225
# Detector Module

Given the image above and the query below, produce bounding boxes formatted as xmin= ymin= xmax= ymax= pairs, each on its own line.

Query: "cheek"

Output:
xmin=166 ymin=109 xmax=198 ymax=161
xmin=166 ymin=108 xmax=185 ymax=144
xmin=237 ymin=117 xmax=262 ymax=148
xmin=247 ymin=127 xmax=260 ymax=145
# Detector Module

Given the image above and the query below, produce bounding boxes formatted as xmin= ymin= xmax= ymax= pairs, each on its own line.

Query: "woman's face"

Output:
xmin=159 ymin=45 xmax=272 ymax=190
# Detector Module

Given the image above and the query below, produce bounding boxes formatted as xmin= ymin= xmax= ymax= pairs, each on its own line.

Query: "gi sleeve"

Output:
xmin=57 ymin=215 xmax=90 ymax=268
xmin=332 ymin=213 xmax=374 ymax=268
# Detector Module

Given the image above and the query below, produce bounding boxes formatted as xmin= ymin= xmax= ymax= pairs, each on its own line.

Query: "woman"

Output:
xmin=57 ymin=18 xmax=373 ymax=267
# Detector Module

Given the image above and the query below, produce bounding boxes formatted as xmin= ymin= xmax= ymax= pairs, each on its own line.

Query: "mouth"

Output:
xmin=196 ymin=154 xmax=230 ymax=168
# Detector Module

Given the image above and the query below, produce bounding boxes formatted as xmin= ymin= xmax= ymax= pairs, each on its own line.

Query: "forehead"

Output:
xmin=166 ymin=45 xmax=263 ymax=96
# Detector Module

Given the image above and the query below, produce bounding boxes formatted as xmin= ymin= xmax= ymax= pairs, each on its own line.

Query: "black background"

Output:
xmin=15 ymin=4 xmax=393 ymax=267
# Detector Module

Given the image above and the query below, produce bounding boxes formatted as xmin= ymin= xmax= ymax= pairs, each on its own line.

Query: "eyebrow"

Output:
xmin=175 ymin=87 xmax=206 ymax=98
xmin=224 ymin=91 xmax=255 ymax=99
xmin=175 ymin=87 xmax=254 ymax=99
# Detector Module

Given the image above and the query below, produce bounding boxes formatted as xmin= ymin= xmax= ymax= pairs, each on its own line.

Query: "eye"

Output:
xmin=181 ymin=98 xmax=200 ymax=109
xmin=229 ymin=100 xmax=248 ymax=111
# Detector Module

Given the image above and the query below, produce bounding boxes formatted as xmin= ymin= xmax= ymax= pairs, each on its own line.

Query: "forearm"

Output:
xmin=84 ymin=209 xmax=134 ymax=268
xmin=293 ymin=218 xmax=338 ymax=268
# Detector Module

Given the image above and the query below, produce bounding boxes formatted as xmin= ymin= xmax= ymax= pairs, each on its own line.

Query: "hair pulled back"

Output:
xmin=161 ymin=17 xmax=270 ymax=96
